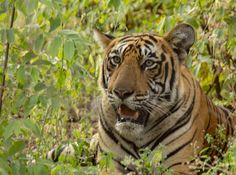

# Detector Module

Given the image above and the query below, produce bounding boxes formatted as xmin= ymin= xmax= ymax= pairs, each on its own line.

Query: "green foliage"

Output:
xmin=0 ymin=0 xmax=235 ymax=174
xmin=190 ymin=126 xmax=236 ymax=174
xmin=121 ymin=146 xmax=172 ymax=175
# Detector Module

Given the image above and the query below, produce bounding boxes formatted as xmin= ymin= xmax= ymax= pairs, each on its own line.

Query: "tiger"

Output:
xmin=47 ymin=24 xmax=236 ymax=174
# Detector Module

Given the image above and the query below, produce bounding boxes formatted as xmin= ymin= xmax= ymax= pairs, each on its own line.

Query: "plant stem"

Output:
xmin=0 ymin=5 xmax=15 ymax=116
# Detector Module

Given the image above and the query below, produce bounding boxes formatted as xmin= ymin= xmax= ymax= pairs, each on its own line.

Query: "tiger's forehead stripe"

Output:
xmin=108 ymin=34 xmax=163 ymax=60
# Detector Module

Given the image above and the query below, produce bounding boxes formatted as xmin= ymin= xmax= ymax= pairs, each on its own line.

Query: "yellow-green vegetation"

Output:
xmin=0 ymin=0 xmax=235 ymax=174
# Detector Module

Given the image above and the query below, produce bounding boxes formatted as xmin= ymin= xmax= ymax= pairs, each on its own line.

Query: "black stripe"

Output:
xmin=205 ymin=97 xmax=211 ymax=132
xmin=145 ymin=98 xmax=185 ymax=133
xmin=123 ymin=44 xmax=133 ymax=54
xmin=120 ymin=39 xmax=136 ymax=43
xmin=150 ymin=95 xmax=195 ymax=150
xmin=165 ymin=129 xmax=197 ymax=160
xmin=143 ymin=43 xmax=152 ymax=50
xmin=104 ymin=34 xmax=115 ymax=40
xmin=112 ymin=157 xmax=135 ymax=172
xmin=147 ymin=81 xmax=156 ymax=93
xmin=167 ymin=162 xmax=182 ymax=169
xmin=148 ymin=35 xmax=158 ymax=43
xmin=144 ymin=39 xmax=154 ymax=47
xmin=160 ymin=53 xmax=166 ymax=62
xmin=161 ymin=62 xmax=169 ymax=94
xmin=99 ymin=106 xmax=140 ymax=159
xmin=119 ymin=36 xmax=134 ymax=42
xmin=52 ymin=145 xmax=66 ymax=162
xmin=142 ymin=99 xmax=185 ymax=148
xmin=99 ymin=107 xmax=119 ymax=144
xmin=120 ymin=145 xmax=140 ymax=159
xmin=169 ymin=57 xmax=175 ymax=90
xmin=166 ymin=114 xmax=198 ymax=146
xmin=101 ymin=64 xmax=107 ymax=89
xmin=112 ymin=129 xmax=140 ymax=159
xmin=182 ymin=72 xmax=192 ymax=86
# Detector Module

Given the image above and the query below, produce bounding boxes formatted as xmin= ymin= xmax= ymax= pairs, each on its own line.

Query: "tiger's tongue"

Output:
xmin=118 ymin=104 xmax=139 ymax=120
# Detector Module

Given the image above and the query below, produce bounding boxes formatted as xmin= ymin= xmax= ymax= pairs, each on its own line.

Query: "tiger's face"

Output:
xmin=94 ymin=24 xmax=195 ymax=137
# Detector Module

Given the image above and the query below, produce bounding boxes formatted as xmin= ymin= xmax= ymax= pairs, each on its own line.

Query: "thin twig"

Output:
xmin=0 ymin=5 xmax=15 ymax=116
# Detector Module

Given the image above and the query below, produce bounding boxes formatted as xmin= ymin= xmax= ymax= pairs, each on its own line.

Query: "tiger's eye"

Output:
xmin=111 ymin=56 xmax=121 ymax=64
xmin=144 ymin=60 xmax=154 ymax=67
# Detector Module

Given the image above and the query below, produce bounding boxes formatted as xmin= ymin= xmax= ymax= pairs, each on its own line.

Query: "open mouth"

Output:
xmin=116 ymin=104 xmax=149 ymax=126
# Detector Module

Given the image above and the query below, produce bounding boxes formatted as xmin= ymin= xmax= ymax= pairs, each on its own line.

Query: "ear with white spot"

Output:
xmin=164 ymin=24 xmax=195 ymax=62
xmin=93 ymin=28 xmax=115 ymax=49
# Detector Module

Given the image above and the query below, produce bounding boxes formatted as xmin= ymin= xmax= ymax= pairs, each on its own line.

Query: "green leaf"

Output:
xmin=39 ymin=0 xmax=53 ymax=7
xmin=34 ymin=82 xmax=46 ymax=91
xmin=38 ymin=95 xmax=48 ymax=108
xmin=23 ymin=51 xmax=36 ymax=64
xmin=15 ymin=93 xmax=26 ymax=109
xmin=108 ymin=0 xmax=121 ymax=10
xmin=185 ymin=17 xmax=199 ymax=28
xmin=64 ymin=39 xmax=75 ymax=60
xmin=49 ymin=16 xmax=61 ymax=32
xmin=60 ymin=30 xmax=79 ymax=39
xmin=3 ymin=120 xmax=21 ymax=139
xmin=22 ymin=119 xmax=41 ymax=137
xmin=0 ymin=158 xmax=11 ymax=175
xmin=56 ymin=69 xmax=66 ymax=87
xmin=224 ymin=17 xmax=236 ymax=24
xmin=51 ymin=96 xmax=60 ymax=110
xmin=31 ymin=67 xmax=40 ymax=82
xmin=33 ymin=34 xmax=44 ymax=54
xmin=32 ymin=164 xmax=49 ymax=175
xmin=16 ymin=66 xmax=26 ymax=84
xmin=156 ymin=17 xmax=166 ymax=34
xmin=27 ymin=95 xmax=39 ymax=109
xmin=0 ymin=29 xmax=6 ymax=43
xmin=8 ymin=140 xmax=26 ymax=156
xmin=25 ymin=0 xmax=38 ymax=15
xmin=6 ymin=28 xmax=15 ymax=43
xmin=47 ymin=36 xmax=62 ymax=57
xmin=88 ymin=54 xmax=94 ymax=67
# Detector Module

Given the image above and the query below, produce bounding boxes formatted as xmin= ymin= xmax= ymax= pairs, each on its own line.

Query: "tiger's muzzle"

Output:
xmin=116 ymin=104 xmax=149 ymax=126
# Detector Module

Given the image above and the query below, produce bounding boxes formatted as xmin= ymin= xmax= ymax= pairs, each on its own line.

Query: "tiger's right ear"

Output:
xmin=93 ymin=28 xmax=115 ymax=49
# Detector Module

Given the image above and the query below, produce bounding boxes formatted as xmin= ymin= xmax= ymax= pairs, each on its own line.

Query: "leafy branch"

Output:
xmin=0 ymin=4 xmax=15 ymax=116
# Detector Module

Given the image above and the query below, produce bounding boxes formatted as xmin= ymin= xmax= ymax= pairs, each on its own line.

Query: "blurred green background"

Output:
xmin=0 ymin=0 xmax=235 ymax=174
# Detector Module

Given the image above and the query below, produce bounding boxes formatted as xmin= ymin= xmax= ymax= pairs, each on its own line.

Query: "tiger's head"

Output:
xmin=94 ymin=24 xmax=195 ymax=138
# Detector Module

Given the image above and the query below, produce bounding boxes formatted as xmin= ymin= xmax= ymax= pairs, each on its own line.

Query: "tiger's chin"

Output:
xmin=115 ymin=122 xmax=144 ymax=139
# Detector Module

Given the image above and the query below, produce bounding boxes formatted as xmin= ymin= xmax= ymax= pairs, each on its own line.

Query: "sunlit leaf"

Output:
xmin=49 ymin=16 xmax=61 ymax=32
xmin=33 ymin=34 xmax=44 ymax=54
xmin=64 ymin=39 xmax=75 ymax=60
xmin=47 ymin=35 xmax=62 ymax=57
xmin=108 ymin=0 xmax=121 ymax=10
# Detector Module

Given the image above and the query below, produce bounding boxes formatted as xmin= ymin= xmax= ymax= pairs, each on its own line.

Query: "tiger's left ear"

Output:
xmin=164 ymin=24 xmax=195 ymax=62
xmin=93 ymin=28 xmax=115 ymax=49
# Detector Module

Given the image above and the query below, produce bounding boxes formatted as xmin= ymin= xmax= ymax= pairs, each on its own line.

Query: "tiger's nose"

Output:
xmin=113 ymin=88 xmax=134 ymax=100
